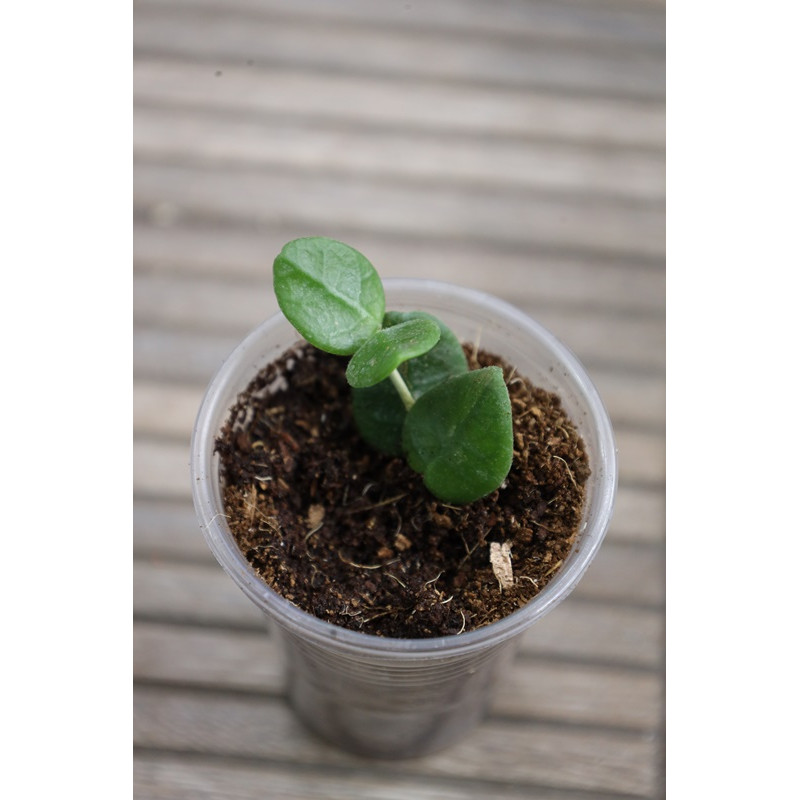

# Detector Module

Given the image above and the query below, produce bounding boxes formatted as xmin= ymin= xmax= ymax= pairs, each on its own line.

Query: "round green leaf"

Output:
xmin=346 ymin=317 xmax=441 ymax=389
xmin=351 ymin=312 xmax=468 ymax=454
xmin=383 ymin=312 xmax=468 ymax=397
xmin=402 ymin=367 xmax=513 ymax=504
xmin=273 ymin=237 xmax=385 ymax=355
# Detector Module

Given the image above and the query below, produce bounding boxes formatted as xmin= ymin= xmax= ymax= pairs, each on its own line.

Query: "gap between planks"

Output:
xmin=136 ymin=0 xmax=666 ymax=54
xmin=133 ymin=58 xmax=665 ymax=151
xmin=133 ymin=749 xmax=653 ymax=800
xmin=133 ymin=8 xmax=664 ymax=103
xmin=134 ymin=619 xmax=662 ymax=731
xmin=133 ymin=684 xmax=659 ymax=797
xmin=133 ymin=104 xmax=665 ymax=202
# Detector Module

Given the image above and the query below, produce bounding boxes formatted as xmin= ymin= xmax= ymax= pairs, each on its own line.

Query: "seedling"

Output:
xmin=273 ymin=237 xmax=513 ymax=504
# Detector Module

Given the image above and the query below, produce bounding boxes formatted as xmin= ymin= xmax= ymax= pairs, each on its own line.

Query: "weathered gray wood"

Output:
xmin=134 ymin=106 xmax=665 ymax=200
xmin=134 ymin=750 xmax=629 ymax=800
xmin=134 ymin=6 xmax=664 ymax=99
xmin=133 ymin=272 xmax=664 ymax=368
xmin=133 ymin=223 xmax=665 ymax=313
xmin=133 ymin=316 xmax=662 ymax=392
xmin=525 ymin=599 xmax=662 ymax=668
xmin=134 ymin=620 xmax=661 ymax=729
xmin=133 ymin=58 xmax=665 ymax=150
xmin=137 ymin=0 xmax=666 ymax=51
xmin=133 ymin=161 xmax=664 ymax=260
xmin=134 ymin=498 xmax=210 ymax=561
xmin=133 ymin=685 xmax=658 ymax=796
xmin=132 ymin=345 xmax=663 ymax=435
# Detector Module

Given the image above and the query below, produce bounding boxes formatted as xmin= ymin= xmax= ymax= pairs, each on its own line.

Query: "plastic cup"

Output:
xmin=190 ymin=279 xmax=617 ymax=758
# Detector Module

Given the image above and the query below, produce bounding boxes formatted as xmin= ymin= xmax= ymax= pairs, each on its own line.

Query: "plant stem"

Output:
xmin=389 ymin=369 xmax=415 ymax=411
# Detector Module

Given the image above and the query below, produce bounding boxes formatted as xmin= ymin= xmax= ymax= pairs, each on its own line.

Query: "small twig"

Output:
xmin=304 ymin=524 xmax=323 ymax=542
xmin=345 ymin=493 xmax=408 ymax=513
xmin=386 ymin=573 xmax=407 ymax=589
xmin=551 ymin=454 xmax=578 ymax=489
xmin=423 ymin=571 xmax=443 ymax=588
xmin=543 ymin=560 xmax=563 ymax=578
xmin=337 ymin=551 xmax=400 ymax=570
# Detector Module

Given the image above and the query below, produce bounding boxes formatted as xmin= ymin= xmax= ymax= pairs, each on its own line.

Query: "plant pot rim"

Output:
xmin=190 ymin=278 xmax=617 ymax=659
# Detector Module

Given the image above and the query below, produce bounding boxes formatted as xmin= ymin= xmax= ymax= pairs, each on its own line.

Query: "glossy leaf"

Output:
xmin=273 ymin=237 xmax=384 ymax=355
xmin=346 ymin=317 xmax=441 ymax=389
xmin=383 ymin=312 xmax=468 ymax=397
xmin=351 ymin=312 xmax=468 ymax=454
xmin=402 ymin=367 xmax=513 ymax=504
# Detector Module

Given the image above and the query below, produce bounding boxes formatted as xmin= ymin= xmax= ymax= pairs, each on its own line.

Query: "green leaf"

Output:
xmin=351 ymin=312 xmax=468 ymax=454
xmin=346 ymin=317 xmax=441 ymax=389
xmin=383 ymin=312 xmax=468 ymax=397
xmin=273 ymin=237 xmax=385 ymax=355
xmin=402 ymin=367 xmax=513 ymax=504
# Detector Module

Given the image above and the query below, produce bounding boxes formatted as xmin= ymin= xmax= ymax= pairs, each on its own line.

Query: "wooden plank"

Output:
xmin=133 ymin=328 xmax=242 ymax=385
xmin=134 ymin=750 xmax=621 ymax=800
xmin=133 ymin=59 xmax=665 ymax=150
xmin=132 ymin=324 xmax=664 ymax=401
xmin=134 ymin=6 xmax=664 ymax=100
xmin=134 ymin=106 xmax=665 ymax=200
xmin=591 ymin=371 xmax=664 ymax=433
xmin=131 ymin=329 xmax=664 ymax=431
xmin=132 ymin=559 xmax=662 ymax=668
xmin=134 ymin=498 xmax=210 ymax=561
xmin=137 ymin=0 xmax=665 ymax=52
xmin=133 ymin=223 xmax=665 ymax=314
xmin=133 ymin=302 xmax=663 ymax=381
xmin=133 ymin=685 xmax=658 ymax=796
xmin=133 ymin=271 xmax=663 ymax=365
xmin=134 ymin=620 xmax=661 ymax=730
xmin=133 ymin=161 xmax=664 ymax=261
xmin=523 ymin=600 xmax=662 ymax=668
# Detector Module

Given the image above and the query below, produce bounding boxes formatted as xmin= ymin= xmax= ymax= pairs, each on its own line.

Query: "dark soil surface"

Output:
xmin=216 ymin=342 xmax=589 ymax=638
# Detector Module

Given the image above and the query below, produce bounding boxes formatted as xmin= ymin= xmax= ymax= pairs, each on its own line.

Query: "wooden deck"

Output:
xmin=133 ymin=1 xmax=665 ymax=797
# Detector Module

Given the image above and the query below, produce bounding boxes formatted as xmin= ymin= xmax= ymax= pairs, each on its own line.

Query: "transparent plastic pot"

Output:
xmin=190 ymin=279 xmax=617 ymax=759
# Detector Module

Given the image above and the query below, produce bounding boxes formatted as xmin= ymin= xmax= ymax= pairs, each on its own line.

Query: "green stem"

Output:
xmin=389 ymin=369 xmax=415 ymax=411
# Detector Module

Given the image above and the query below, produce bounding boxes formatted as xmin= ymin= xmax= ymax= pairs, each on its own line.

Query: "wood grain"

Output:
xmin=134 ymin=58 xmax=664 ymax=150
xmin=133 ymin=161 xmax=664 ymax=260
xmin=134 ymin=5 xmax=664 ymax=100
xmin=134 ymin=685 xmax=658 ymax=796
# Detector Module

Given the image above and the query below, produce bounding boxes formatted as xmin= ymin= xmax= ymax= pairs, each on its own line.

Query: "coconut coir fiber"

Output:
xmin=216 ymin=342 xmax=589 ymax=638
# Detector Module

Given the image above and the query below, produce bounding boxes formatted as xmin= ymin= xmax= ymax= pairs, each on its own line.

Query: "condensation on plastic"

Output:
xmin=190 ymin=280 xmax=617 ymax=758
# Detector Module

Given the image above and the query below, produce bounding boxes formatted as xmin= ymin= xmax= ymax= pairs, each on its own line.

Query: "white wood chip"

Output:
xmin=490 ymin=541 xmax=514 ymax=591
xmin=306 ymin=504 xmax=325 ymax=531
